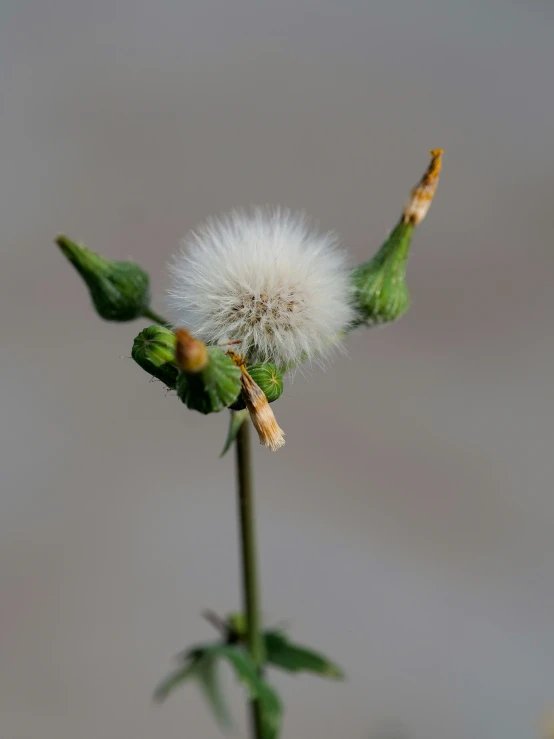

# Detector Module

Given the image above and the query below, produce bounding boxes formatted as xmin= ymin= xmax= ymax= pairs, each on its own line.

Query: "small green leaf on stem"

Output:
xmin=153 ymin=655 xmax=200 ymax=703
xmin=220 ymin=410 xmax=250 ymax=457
xmin=156 ymin=643 xmax=282 ymax=737
xmin=218 ymin=646 xmax=283 ymax=739
xmin=264 ymin=631 xmax=345 ymax=679
xmin=154 ymin=647 xmax=232 ymax=729
xmin=193 ymin=651 xmax=232 ymax=729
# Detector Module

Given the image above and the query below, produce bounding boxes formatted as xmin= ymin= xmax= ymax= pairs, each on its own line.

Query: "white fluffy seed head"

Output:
xmin=167 ymin=208 xmax=354 ymax=368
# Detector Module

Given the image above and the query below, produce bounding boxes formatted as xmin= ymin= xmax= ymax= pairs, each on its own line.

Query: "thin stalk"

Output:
xmin=142 ymin=306 xmax=170 ymax=326
xmin=235 ymin=419 xmax=265 ymax=738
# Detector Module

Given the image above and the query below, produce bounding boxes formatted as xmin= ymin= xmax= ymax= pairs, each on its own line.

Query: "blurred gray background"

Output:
xmin=1 ymin=1 xmax=554 ymax=737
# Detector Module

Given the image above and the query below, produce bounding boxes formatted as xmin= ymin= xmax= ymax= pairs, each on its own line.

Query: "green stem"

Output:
xmin=235 ymin=419 xmax=265 ymax=738
xmin=142 ymin=306 xmax=171 ymax=327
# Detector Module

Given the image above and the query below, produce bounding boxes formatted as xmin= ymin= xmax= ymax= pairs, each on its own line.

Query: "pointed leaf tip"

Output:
xmin=154 ymin=646 xmax=232 ymax=730
xmin=153 ymin=658 xmax=199 ymax=703
xmin=264 ymin=631 xmax=345 ymax=680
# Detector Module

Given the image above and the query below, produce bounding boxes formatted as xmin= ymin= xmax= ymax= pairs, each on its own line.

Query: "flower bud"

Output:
xmin=350 ymin=220 xmax=413 ymax=326
xmin=176 ymin=345 xmax=242 ymax=414
xmin=174 ymin=329 xmax=209 ymax=373
xmin=230 ymin=362 xmax=284 ymax=410
xmin=56 ymin=235 xmax=150 ymax=321
xmin=351 ymin=149 xmax=443 ymax=326
xmin=248 ymin=363 xmax=284 ymax=403
xmin=131 ymin=325 xmax=178 ymax=389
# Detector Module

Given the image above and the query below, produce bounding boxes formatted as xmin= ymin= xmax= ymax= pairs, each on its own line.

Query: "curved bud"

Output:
xmin=131 ymin=325 xmax=178 ymax=389
xmin=56 ymin=235 xmax=150 ymax=321
xmin=350 ymin=149 xmax=443 ymax=326
xmin=176 ymin=345 xmax=242 ymax=414
xmin=175 ymin=329 xmax=209 ymax=373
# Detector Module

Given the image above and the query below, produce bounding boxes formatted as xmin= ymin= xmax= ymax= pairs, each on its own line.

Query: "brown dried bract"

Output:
xmin=240 ymin=368 xmax=285 ymax=451
xmin=402 ymin=148 xmax=444 ymax=226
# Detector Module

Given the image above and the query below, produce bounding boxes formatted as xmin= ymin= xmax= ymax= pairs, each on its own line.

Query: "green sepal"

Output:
xmin=131 ymin=325 xmax=178 ymax=389
xmin=56 ymin=235 xmax=150 ymax=321
xmin=220 ymin=410 xmax=249 ymax=457
xmin=177 ymin=347 xmax=241 ymax=414
xmin=350 ymin=220 xmax=413 ymax=327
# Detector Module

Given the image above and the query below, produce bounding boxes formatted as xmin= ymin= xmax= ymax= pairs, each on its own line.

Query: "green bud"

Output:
xmin=349 ymin=149 xmax=443 ymax=328
xmin=230 ymin=362 xmax=284 ymax=410
xmin=226 ymin=612 xmax=248 ymax=638
xmin=56 ymin=235 xmax=150 ymax=321
xmin=248 ymin=363 xmax=284 ymax=402
xmin=350 ymin=220 xmax=413 ymax=326
xmin=131 ymin=325 xmax=178 ymax=389
xmin=177 ymin=347 xmax=241 ymax=414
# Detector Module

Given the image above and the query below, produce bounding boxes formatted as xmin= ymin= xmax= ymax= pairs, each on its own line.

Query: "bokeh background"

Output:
xmin=1 ymin=1 xmax=554 ymax=737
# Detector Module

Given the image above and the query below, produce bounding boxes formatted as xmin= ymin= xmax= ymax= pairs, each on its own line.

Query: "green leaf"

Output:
xmin=220 ymin=410 xmax=249 ymax=457
xmin=154 ymin=646 xmax=232 ymax=730
xmin=194 ymin=651 xmax=232 ymax=729
xmin=257 ymin=682 xmax=282 ymax=739
xmin=156 ymin=642 xmax=283 ymax=737
xmin=218 ymin=646 xmax=283 ymax=739
xmin=264 ymin=631 xmax=344 ymax=679
xmin=153 ymin=655 xmax=200 ymax=703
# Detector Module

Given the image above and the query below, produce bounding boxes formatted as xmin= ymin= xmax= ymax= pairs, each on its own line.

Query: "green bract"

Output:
xmin=56 ymin=235 xmax=150 ymax=321
xmin=177 ymin=347 xmax=242 ymax=414
xmin=131 ymin=325 xmax=178 ymax=389
xmin=350 ymin=220 xmax=413 ymax=327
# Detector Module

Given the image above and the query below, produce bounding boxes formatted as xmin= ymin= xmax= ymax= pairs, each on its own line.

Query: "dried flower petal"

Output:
xmin=240 ymin=368 xmax=285 ymax=451
xmin=402 ymin=149 xmax=444 ymax=226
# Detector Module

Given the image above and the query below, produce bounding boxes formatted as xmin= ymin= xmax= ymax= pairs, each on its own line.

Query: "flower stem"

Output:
xmin=142 ymin=306 xmax=170 ymax=327
xmin=235 ymin=419 xmax=265 ymax=738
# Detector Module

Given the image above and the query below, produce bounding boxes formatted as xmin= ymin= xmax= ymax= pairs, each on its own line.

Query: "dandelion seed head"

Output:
xmin=168 ymin=208 xmax=354 ymax=367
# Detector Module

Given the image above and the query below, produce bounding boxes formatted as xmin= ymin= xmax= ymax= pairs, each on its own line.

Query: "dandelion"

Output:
xmin=167 ymin=208 xmax=354 ymax=368
xmin=56 ymin=150 xmax=444 ymax=739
